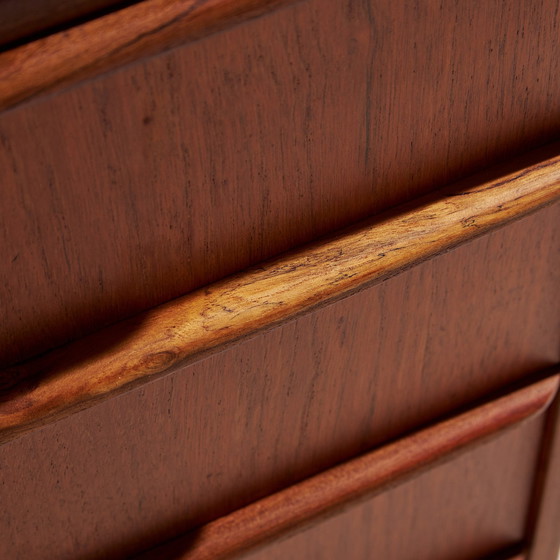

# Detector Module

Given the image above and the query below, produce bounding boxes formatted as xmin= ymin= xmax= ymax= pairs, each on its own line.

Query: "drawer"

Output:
xmin=2 ymin=0 xmax=560 ymax=371
xmin=1 ymin=198 xmax=559 ymax=559
xmin=135 ymin=373 xmax=559 ymax=560
xmin=1 ymin=1 xmax=560 ymax=559
xmin=242 ymin=418 xmax=541 ymax=560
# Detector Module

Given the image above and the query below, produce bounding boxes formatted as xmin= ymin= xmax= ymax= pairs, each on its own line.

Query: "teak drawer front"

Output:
xmin=241 ymin=418 xmax=543 ymax=560
xmin=1 ymin=206 xmax=558 ymax=560
xmin=2 ymin=0 xmax=560 ymax=369
xmin=137 ymin=374 xmax=558 ymax=560
xmin=1 ymin=2 xmax=560 ymax=559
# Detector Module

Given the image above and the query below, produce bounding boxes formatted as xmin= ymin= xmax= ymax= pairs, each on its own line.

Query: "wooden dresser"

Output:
xmin=1 ymin=1 xmax=559 ymax=559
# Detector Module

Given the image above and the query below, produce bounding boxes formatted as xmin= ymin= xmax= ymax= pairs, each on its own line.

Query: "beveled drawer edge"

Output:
xmin=0 ymin=0 xmax=302 ymax=114
xmin=526 ymin=385 xmax=560 ymax=560
xmin=133 ymin=372 xmax=559 ymax=560
xmin=0 ymin=143 xmax=559 ymax=446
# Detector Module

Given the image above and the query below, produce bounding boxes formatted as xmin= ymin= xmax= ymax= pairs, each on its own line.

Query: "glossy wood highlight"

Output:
xmin=136 ymin=375 xmax=558 ymax=560
xmin=1 ymin=146 xmax=559 ymax=445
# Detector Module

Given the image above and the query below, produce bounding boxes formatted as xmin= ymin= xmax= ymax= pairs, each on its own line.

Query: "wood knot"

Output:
xmin=140 ymin=351 xmax=177 ymax=372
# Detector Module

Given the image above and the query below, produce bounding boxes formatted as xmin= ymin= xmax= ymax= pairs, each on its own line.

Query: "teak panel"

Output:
xmin=0 ymin=208 xmax=557 ymax=560
xmin=2 ymin=148 xmax=559 ymax=444
xmin=2 ymin=0 xmax=560 ymax=367
xmin=240 ymin=418 xmax=545 ymax=560
xmin=0 ymin=0 xmax=301 ymax=109
xmin=135 ymin=374 xmax=559 ymax=560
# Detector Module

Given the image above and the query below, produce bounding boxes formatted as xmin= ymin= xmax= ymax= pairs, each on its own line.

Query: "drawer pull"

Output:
xmin=135 ymin=373 xmax=559 ymax=560
xmin=1 ymin=145 xmax=559 ymax=445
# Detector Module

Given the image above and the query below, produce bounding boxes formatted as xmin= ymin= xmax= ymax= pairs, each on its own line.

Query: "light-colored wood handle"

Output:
xmin=135 ymin=373 xmax=559 ymax=560
xmin=1 ymin=144 xmax=560 ymax=445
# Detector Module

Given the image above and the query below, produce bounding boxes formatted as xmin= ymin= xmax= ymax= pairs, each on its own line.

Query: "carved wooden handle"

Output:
xmin=1 ymin=144 xmax=559 ymax=445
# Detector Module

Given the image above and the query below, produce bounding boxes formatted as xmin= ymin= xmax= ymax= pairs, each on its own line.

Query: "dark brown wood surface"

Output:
xmin=2 ymin=148 xmax=558 ymax=445
xmin=0 ymin=0 xmax=134 ymax=48
xmin=2 ymin=0 xmax=560 ymax=370
xmin=141 ymin=416 xmax=547 ymax=560
xmin=134 ymin=373 xmax=559 ymax=560
xmin=0 ymin=207 xmax=557 ymax=560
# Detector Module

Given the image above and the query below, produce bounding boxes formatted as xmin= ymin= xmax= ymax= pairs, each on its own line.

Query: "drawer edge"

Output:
xmin=133 ymin=373 xmax=559 ymax=560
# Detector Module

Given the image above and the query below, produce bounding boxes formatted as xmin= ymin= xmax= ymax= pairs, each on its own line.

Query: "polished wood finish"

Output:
xmin=527 ymin=392 xmax=560 ymax=560
xmin=1 ymin=207 xmax=557 ymax=560
xmin=1 ymin=147 xmax=559 ymax=445
xmin=133 ymin=374 xmax=559 ymax=560
xmin=139 ymin=417 xmax=546 ymax=560
xmin=2 ymin=0 xmax=560 ymax=372
xmin=0 ymin=0 xmax=300 ymax=112
xmin=1 ymin=1 xmax=559 ymax=558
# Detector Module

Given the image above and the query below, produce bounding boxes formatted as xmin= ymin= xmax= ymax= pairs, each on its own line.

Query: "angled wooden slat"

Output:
xmin=0 ymin=0 xmax=301 ymax=113
xmin=0 ymin=144 xmax=559 ymax=445
xmin=134 ymin=373 xmax=560 ymax=560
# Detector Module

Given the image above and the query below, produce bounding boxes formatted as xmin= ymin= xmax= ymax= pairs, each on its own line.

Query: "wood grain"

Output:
xmin=0 ymin=0 xmax=301 ymax=112
xmin=239 ymin=425 xmax=540 ymax=560
xmin=238 ymin=429 xmax=539 ymax=560
xmin=133 ymin=374 xmax=559 ymax=560
xmin=1 ymin=4 xmax=559 ymax=557
xmin=3 ymin=0 xmax=560 ymax=371
xmin=1 ymin=207 xmax=557 ymax=559
xmin=1 ymin=146 xmax=559 ymax=445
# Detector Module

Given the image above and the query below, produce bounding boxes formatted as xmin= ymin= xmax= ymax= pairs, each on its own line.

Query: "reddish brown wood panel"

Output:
xmin=0 ymin=208 xmax=557 ymax=560
xmin=146 ymin=417 xmax=546 ymax=560
xmin=2 ymin=149 xmax=559 ymax=445
xmin=134 ymin=374 xmax=559 ymax=560
xmin=2 ymin=0 xmax=560 ymax=368
xmin=0 ymin=0 xmax=302 ymax=111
